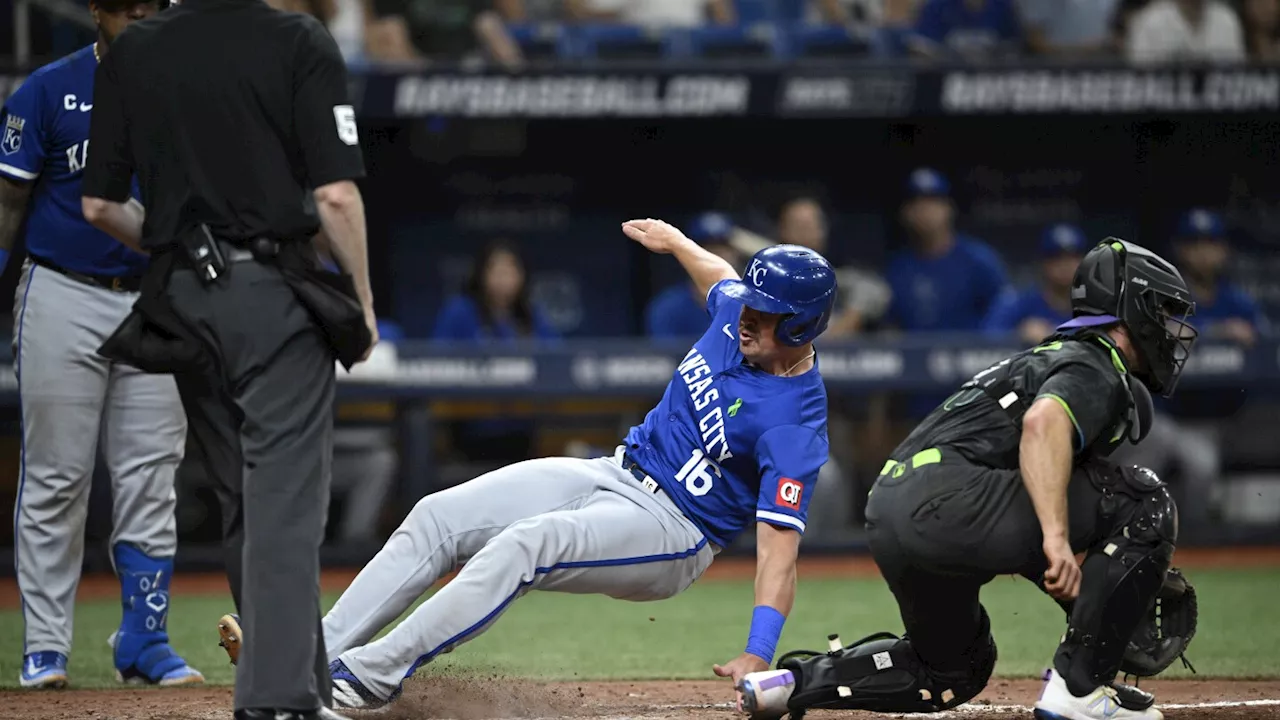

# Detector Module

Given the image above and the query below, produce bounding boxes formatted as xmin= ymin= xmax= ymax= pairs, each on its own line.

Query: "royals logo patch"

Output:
xmin=2 ymin=115 xmax=23 ymax=156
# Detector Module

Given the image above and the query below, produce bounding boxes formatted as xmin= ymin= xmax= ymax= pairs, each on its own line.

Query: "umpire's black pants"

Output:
xmin=168 ymin=256 xmax=334 ymax=713
xmin=864 ymin=447 xmax=1134 ymax=680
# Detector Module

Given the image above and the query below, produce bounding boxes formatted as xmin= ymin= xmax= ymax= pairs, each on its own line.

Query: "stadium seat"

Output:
xmin=572 ymin=24 xmax=674 ymax=61
xmin=786 ymin=25 xmax=872 ymax=59
xmin=505 ymin=23 xmax=573 ymax=62
xmin=675 ymin=24 xmax=781 ymax=60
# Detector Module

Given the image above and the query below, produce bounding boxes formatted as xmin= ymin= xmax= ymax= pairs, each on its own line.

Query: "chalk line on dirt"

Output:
xmin=645 ymin=698 xmax=1280 ymax=715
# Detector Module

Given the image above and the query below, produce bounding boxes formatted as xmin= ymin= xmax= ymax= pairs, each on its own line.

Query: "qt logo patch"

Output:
xmin=776 ymin=479 xmax=802 ymax=510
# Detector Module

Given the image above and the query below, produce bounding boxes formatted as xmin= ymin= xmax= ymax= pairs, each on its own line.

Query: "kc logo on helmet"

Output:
xmin=748 ymin=258 xmax=768 ymax=287
xmin=776 ymin=478 xmax=803 ymax=510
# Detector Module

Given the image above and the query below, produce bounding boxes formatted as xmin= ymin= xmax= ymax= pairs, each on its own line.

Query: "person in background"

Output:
xmin=645 ymin=212 xmax=745 ymax=338
xmin=361 ymin=0 xmax=525 ymax=68
xmin=1126 ymin=0 xmax=1246 ymax=63
xmin=1019 ymin=0 xmax=1122 ymax=57
xmin=1112 ymin=208 xmax=1268 ymax=535
xmin=495 ymin=0 xmax=562 ymax=21
xmin=909 ymin=0 xmax=1024 ymax=59
xmin=884 ymin=168 xmax=1010 ymax=334
xmin=982 ymin=223 xmax=1088 ymax=345
xmin=1242 ymin=0 xmax=1280 ymax=58
xmin=564 ymin=0 xmax=735 ymax=26
xmin=432 ymin=240 xmax=559 ymax=463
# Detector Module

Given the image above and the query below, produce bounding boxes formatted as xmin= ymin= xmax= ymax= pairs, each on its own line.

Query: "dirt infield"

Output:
xmin=1 ymin=677 xmax=1278 ymax=720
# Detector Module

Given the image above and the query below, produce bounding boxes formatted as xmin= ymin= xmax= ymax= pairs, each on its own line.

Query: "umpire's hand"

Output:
xmin=1042 ymin=535 xmax=1082 ymax=601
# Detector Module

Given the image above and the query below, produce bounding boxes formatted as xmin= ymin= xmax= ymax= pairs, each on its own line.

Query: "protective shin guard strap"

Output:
xmin=113 ymin=543 xmax=174 ymax=673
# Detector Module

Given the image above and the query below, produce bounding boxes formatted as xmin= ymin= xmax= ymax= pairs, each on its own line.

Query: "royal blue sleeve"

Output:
xmin=645 ymin=291 xmax=681 ymax=338
xmin=431 ymin=296 xmax=478 ymax=341
xmin=981 ymin=287 xmax=1026 ymax=334
xmin=913 ymin=0 xmax=948 ymax=42
xmin=883 ymin=256 xmax=911 ymax=329
xmin=705 ymin=278 xmax=735 ymax=318
xmin=0 ymin=75 xmax=48 ymax=182
xmin=754 ymin=425 xmax=827 ymax=534
xmin=970 ymin=242 xmax=1012 ymax=316
xmin=1219 ymin=286 xmax=1270 ymax=335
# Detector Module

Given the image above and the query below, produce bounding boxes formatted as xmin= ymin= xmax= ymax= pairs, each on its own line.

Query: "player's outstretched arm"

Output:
xmin=713 ymin=522 xmax=801 ymax=708
xmin=623 ymin=218 xmax=738 ymax=302
xmin=1020 ymin=397 xmax=1081 ymax=601
xmin=0 ymin=177 xmax=32 ymax=267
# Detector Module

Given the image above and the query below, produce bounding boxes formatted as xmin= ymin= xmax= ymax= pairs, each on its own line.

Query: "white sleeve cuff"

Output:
xmin=756 ymin=510 xmax=805 ymax=532
xmin=0 ymin=163 xmax=37 ymax=181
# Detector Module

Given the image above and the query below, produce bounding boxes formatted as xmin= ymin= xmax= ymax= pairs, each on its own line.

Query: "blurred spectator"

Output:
xmin=362 ymin=0 xmax=525 ymax=68
xmin=262 ymin=0 xmax=364 ymax=61
xmin=809 ymin=0 xmax=888 ymax=27
xmin=495 ymin=0 xmax=561 ymax=21
xmin=645 ymin=213 xmax=745 ymax=338
xmin=1126 ymin=0 xmax=1246 ymax=63
xmin=884 ymin=168 xmax=1010 ymax=333
xmin=909 ymin=0 xmax=1024 ymax=59
xmin=433 ymin=240 xmax=559 ymax=462
xmin=1020 ymin=0 xmax=1122 ymax=57
xmin=981 ymin=223 xmax=1088 ymax=345
xmin=565 ymin=0 xmax=736 ymax=26
xmin=1242 ymin=0 xmax=1280 ymax=60
xmin=1172 ymin=208 xmax=1269 ymax=344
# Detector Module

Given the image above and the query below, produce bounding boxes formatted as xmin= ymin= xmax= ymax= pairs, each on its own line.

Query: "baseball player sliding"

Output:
xmin=0 ymin=0 xmax=201 ymax=689
xmin=216 ymin=219 xmax=838 ymax=710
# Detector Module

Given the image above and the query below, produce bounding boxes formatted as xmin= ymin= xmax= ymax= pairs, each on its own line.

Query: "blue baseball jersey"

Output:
xmin=623 ymin=279 xmax=830 ymax=548
xmin=0 ymin=45 xmax=146 ymax=277
xmin=645 ymin=282 xmax=710 ymax=338
xmin=884 ymin=235 xmax=1010 ymax=331
xmin=981 ymin=286 xmax=1071 ymax=334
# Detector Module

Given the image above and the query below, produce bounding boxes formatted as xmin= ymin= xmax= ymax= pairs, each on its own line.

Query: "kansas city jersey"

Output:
xmin=0 ymin=45 xmax=146 ymax=277
xmin=623 ymin=279 xmax=830 ymax=548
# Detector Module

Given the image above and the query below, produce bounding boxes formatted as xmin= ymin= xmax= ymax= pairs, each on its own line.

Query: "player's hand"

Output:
xmin=1042 ymin=535 xmax=1082 ymax=601
xmin=713 ymin=652 xmax=771 ymax=712
xmin=622 ymin=218 xmax=691 ymax=255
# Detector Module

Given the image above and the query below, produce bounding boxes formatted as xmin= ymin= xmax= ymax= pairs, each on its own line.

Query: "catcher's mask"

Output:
xmin=1058 ymin=238 xmax=1198 ymax=397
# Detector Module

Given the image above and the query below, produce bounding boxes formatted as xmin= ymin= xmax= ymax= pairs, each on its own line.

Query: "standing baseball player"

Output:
xmin=740 ymin=239 xmax=1200 ymax=720
xmin=0 ymin=0 xmax=202 ymax=689
xmin=215 ymin=220 xmax=836 ymax=709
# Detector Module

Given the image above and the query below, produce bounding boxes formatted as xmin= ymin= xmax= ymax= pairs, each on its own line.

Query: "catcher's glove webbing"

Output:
xmin=1120 ymin=566 xmax=1198 ymax=679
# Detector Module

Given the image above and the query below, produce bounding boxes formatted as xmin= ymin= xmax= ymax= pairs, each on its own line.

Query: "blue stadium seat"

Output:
xmin=572 ymin=24 xmax=674 ymax=61
xmin=506 ymin=23 xmax=574 ymax=62
xmin=674 ymin=24 xmax=782 ymax=60
xmin=786 ymin=25 xmax=872 ymax=59
xmin=734 ymin=0 xmax=780 ymax=23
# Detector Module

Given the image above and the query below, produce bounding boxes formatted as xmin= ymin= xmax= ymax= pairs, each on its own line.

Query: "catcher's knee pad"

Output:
xmin=1063 ymin=467 xmax=1179 ymax=687
xmin=776 ymin=609 xmax=996 ymax=716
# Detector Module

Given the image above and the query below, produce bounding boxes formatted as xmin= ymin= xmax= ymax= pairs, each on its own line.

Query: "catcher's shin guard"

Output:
xmin=766 ymin=610 xmax=997 ymax=718
xmin=1056 ymin=465 xmax=1178 ymax=695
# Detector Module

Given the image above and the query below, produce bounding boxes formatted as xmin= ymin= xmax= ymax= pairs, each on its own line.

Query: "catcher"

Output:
xmin=738 ymin=239 xmax=1199 ymax=720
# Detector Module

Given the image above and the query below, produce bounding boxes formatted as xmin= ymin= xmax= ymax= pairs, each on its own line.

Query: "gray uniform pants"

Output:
xmin=12 ymin=261 xmax=186 ymax=655
xmin=166 ymin=258 xmax=334 ymax=712
xmin=322 ymin=448 xmax=716 ymax=700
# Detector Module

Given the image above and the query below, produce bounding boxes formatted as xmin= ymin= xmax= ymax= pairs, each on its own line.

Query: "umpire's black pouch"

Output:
xmin=269 ymin=241 xmax=373 ymax=371
xmin=98 ymin=248 xmax=213 ymax=376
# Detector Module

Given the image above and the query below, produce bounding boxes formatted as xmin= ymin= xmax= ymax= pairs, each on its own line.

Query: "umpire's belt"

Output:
xmin=878 ymin=447 xmax=943 ymax=479
xmin=30 ymin=254 xmax=142 ymax=293
xmin=615 ymin=445 xmax=664 ymax=496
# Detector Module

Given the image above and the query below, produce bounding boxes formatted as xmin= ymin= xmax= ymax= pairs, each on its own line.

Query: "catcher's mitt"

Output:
xmin=1119 ymin=566 xmax=1198 ymax=678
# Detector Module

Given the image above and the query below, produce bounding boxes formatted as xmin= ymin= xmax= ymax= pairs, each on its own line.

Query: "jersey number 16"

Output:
xmin=675 ymin=448 xmax=719 ymax=497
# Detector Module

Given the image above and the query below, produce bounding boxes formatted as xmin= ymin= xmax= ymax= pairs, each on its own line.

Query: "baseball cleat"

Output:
xmin=19 ymin=651 xmax=69 ymax=689
xmin=217 ymin=613 xmax=242 ymax=665
xmin=1034 ymin=668 xmax=1163 ymax=720
xmin=330 ymin=659 xmax=402 ymax=710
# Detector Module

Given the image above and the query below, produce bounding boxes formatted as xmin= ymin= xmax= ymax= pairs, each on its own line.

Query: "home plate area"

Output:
xmin=2 ymin=678 xmax=1279 ymax=720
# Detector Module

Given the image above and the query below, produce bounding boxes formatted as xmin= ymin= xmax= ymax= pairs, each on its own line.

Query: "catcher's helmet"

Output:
xmin=718 ymin=244 xmax=837 ymax=346
xmin=1060 ymin=238 xmax=1198 ymax=397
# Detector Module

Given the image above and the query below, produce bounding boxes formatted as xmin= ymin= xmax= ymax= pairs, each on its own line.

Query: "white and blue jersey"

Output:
xmin=0 ymin=45 xmax=146 ymax=277
xmin=623 ymin=279 xmax=830 ymax=548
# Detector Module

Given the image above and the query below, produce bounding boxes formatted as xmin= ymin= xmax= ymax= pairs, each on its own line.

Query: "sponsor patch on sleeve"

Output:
xmin=776 ymin=478 xmax=803 ymax=510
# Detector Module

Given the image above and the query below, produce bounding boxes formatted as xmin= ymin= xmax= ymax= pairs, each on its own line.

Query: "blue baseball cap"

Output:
xmin=905 ymin=167 xmax=950 ymax=199
xmin=1040 ymin=223 xmax=1087 ymax=257
xmin=688 ymin=212 xmax=734 ymax=244
xmin=1174 ymin=208 xmax=1226 ymax=240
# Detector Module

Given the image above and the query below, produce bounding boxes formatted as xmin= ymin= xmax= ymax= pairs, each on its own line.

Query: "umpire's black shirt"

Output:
xmin=83 ymin=0 xmax=366 ymax=249
xmin=889 ymin=333 xmax=1133 ymax=469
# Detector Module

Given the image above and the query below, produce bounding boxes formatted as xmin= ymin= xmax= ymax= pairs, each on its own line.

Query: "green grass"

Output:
xmin=2 ymin=568 xmax=1277 ymax=689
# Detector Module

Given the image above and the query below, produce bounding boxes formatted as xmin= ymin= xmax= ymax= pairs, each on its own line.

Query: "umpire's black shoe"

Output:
xmin=234 ymin=708 xmax=352 ymax=720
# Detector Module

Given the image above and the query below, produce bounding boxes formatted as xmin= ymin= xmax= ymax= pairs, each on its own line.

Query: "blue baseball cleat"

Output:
xmin=20 ymin=651 xmax=68 ymax=689
xmin=108 ymin=631 xmax=206 ymax=687
xmin=330 ymin=659 xmax=402 ymax=710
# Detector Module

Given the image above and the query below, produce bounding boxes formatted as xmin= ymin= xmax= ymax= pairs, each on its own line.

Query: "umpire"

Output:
xmin=80 ymin=1 xmax=376 ymax=719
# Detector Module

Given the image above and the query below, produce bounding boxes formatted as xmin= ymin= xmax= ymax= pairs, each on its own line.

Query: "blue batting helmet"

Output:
xmin=718 ymin=244 xmax=837 ymax=346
